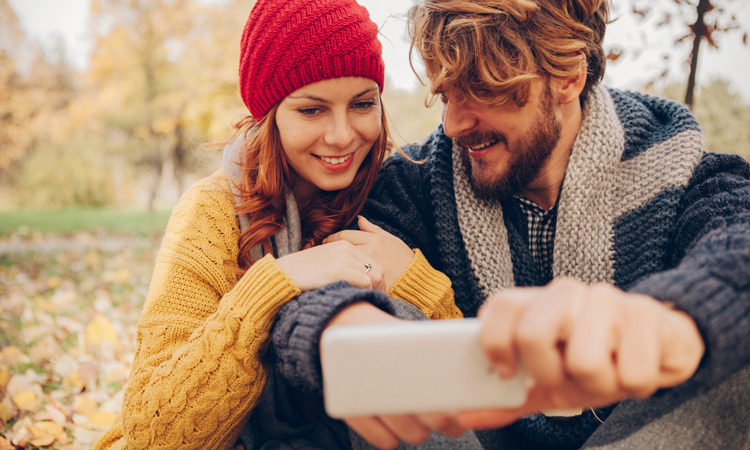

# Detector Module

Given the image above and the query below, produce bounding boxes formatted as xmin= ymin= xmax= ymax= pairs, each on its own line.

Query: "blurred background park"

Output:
xmin=0 ymin=0 xmax=748 ymax=448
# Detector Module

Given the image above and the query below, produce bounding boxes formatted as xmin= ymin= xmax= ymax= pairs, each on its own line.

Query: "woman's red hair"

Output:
xmin=231 ymin=102 xmax=391 ymax=270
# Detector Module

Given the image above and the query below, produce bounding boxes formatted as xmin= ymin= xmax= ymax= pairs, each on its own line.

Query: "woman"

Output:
xmin=92 ymin=1 xmax=461 ymax=449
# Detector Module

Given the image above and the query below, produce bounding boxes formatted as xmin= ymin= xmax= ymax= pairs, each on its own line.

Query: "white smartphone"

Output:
xmin=320 ymin=318 xmax=527 ymax=418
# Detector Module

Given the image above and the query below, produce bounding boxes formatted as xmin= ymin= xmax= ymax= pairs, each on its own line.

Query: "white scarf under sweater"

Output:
xmin=222 ymin=138 xmax=302 ymax=260
xmin=453 ymin=85 xmax=704 ymax=296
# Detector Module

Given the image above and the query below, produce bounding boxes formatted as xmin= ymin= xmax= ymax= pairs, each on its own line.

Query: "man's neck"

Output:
xmin=521 ymin=100 xmax=583 ymax=211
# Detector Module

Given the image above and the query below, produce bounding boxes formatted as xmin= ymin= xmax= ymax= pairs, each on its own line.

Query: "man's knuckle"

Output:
xmin=515 ymin=324 xmax=542 ymax=350
xmin=619 ymin=373 xmax=657 ymax=398
xmin=479 ymin=326 xmax=510 ymax=354
xmin=481 ymin=293 xmax=517 ymax=317
xmin=565 ymin=356 xmax=605 ymax=379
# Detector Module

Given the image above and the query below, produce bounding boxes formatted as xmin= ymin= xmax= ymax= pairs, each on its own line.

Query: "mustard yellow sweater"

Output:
xmin=93 ymin=172 xmax=462 ymax=450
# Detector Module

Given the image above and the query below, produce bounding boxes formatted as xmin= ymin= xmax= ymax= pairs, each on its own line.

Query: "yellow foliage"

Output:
xmin=47 ymin=276 xmax=62 ymax=289
xmin=12 ymin=390 xmax=39 ymax=411
xmin=62 ymin=372 xmax=86 ymax=393
xmin=85 ymin=250 xmax=102 ymax=270
xmin=0 ymin=396 xmax=16 ymax=422
xmin=28 ymin=421 xmax=69 ymax=446
xmin=0 ymin=367 xmax=10 ymax=389
xmin=85 ymin=315 xmax=119 ymax=349
xmin=0 ymin=346 xmax=24 ymax=365
xmin=115 ymin=268 xmax=131 ymax=285
xmin=85 ymin=411 xmax=117 ymax=429
xmin=72 ymin=396 xmax=99 ymax=416
xmin=153 ymin=117 xmax=176 ymax=135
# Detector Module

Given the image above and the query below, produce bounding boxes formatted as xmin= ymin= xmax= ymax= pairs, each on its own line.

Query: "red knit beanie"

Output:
xmin=239 ymin=0 xmax=385 ymax=121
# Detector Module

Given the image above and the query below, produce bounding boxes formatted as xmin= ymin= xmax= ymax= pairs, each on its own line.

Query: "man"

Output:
xmin=271 ymin=0 xmax=750 ymax=448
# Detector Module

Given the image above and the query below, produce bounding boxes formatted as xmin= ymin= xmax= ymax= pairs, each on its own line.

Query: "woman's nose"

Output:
xmin=324 ymin=113 xmax=356 ymax=149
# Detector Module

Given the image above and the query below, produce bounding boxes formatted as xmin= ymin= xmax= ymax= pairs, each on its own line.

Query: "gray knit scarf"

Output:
xmin=453 ymin=85 xmax=704 ymax=296
xmin=222 ymin=138 xmax=302 ymax=260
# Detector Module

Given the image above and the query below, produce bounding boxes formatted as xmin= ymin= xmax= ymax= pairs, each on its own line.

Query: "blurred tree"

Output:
xmin=382 ymin=76 xmax=443 ymax=149
xmin=86 ymin=0 xmax=194 ymax=210
xmin=625 ymin=0 xmax=747 ymax=109
xmin=0 ymin=0 xmax=39 ymax=172
xmin=661 ymin=78 xmax=750 ymax=160
xmin=85 ymin=0 xmax=253 ymax=210
xmin=14 ymin=139 xmax=115 ymax=207
xmin=181 ymin=0 xmax=254 ymax=140
xmin=1 ymin=0 xmax=78 ymax=188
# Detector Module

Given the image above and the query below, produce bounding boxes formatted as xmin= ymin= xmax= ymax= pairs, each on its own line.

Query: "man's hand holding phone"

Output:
xmin=458 ymin=278 xmax=704 ymax=430
xmin=319 ymin=278 xmax=704 ymax=449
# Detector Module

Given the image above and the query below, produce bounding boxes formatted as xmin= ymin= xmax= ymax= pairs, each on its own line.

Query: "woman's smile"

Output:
xmin=313 ymin=152 xmax=355 ymax=171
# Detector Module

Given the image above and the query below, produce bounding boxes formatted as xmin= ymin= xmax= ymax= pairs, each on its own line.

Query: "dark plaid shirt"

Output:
xmin=514 ymin=195 xmax=558 ymax=282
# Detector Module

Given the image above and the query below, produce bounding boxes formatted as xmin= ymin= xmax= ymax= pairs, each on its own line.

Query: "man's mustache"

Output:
xmin=453 ymin=131 xmax=507 ymax=150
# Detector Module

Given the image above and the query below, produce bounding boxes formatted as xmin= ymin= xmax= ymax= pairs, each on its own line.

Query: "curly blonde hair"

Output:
xmin=408 ymin=0 xmax=610 ymax=107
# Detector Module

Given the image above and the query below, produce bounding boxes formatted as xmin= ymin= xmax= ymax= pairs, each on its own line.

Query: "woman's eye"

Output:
xmin=352 ymin=101 xmax=375 ymax=110
xmin=298 ymin=107 xmax=321 ymax=116
xmin=439 ymin=93 xmax=448 ymax=104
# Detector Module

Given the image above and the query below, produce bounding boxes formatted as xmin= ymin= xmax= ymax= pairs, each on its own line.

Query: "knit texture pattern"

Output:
xmin=453 ymin=85 xmax=703 ymax=297
xmin=93 ymin=168 xmax=462 ymax=450
xmin=273 ymin=281 xmax=398 ymax=394
xmin=92 ymin=172 xmax=302 ymax=450
xmin=271 ymin=87 xmax=750 ymax=449
xmin=239 ymin=0 xmax=385 ymax=119
xmin=272 ymin=250 xmax=463 ymax=394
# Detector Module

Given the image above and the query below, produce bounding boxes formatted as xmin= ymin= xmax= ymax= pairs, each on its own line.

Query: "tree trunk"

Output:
xmin=685 ymin=0 xmax=711 ymax=109
xmin=112 ymin=154 xmax=124 ymax=210
xmin=146 ymin=145 xmax=164 ymax=213
xmin=172 ymin=116 xmax=188 ymax=195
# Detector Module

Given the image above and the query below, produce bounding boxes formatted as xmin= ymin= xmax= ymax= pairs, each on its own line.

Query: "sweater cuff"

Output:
xmin=221 ymin=254 xmax=301 ymax=331
xmin=272 ymin=281 xmax=396 ymax=394
xmin=387 ymin=249 xmax=457 ymax=319
xmin=630 ymin=266 xmax=748 ymax=390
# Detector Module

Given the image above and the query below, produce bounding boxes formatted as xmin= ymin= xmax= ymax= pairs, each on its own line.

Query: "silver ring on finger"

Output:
xmin=364 ymin=263 xmax=373 ymax=275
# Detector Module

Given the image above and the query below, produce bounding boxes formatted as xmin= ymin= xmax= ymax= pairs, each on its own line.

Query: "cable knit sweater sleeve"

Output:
xmin=630 ymin=153 xmax=750 ymax=390
xmin=388 ymin=248 xmax=462 ymax=320
xmin=92 ymin=172 xmax=301 ymax=450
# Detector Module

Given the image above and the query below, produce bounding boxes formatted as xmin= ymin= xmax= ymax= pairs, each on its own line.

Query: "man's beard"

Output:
xmin=456 ymin=90 xmax=562 ymax=200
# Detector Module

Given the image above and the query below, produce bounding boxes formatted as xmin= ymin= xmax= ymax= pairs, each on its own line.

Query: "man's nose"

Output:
xmin=441 ymin=100 xmax=476 ymax=138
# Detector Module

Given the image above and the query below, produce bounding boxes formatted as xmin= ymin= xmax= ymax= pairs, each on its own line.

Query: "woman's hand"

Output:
xmin=324 ymin=216 xmax=414 ymax=291
xmin=276 ymin=240 xmax=386 ymax=292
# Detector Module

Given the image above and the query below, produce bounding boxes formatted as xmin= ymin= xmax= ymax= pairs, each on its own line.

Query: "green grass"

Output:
xmin=0 ymin=208 xmax=172 ymax=236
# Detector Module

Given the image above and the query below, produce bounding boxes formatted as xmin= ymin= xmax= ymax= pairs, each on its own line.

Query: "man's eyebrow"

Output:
xmin=287 ymin=87 xmax=379 ymax=103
